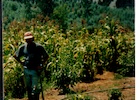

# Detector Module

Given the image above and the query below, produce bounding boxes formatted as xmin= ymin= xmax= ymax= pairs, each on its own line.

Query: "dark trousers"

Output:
xmin=24 ymin=68 xmax=40 ymax=100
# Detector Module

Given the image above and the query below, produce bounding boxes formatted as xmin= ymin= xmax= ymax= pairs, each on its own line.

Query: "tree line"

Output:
xmin=3 ymin=0 xmax=134 ymax=31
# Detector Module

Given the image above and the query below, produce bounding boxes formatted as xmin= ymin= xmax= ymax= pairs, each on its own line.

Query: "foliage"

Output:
xmin=114 ymin=73 xmax=123 ymax=79
xmin=117 ymin=64 xmax=135 ymax=77
xmin=2 ymin=0 xmax=26 ymax=29
xmin=3 ymin=0 xmax=134 ymax=31
xmin=4 ymin=59 xmax=26 ymax=99
xmin=52 ymin=3 xmax=69 ymax=33
xmin=97 ymin=17 xmax=135 ymax=73
xmin=10 ymin=0 xmax=55 ymax=16
xmin=3 ymin=0 xmax=135 ymax=99
xmin=116 ymin=0 xmax=134 ymax=8
xmin=66 ymin=93 xmax=93 ymax=100
xmin=108 ymin=89 xmax=122 ymax=100
xmin=2 ymin=0 xmax=43 ymax=29
xmin=3 ymin=14 xmax=134 ymax=99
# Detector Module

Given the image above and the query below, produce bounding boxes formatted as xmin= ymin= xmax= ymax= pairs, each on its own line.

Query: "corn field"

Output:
xmin=3 ymin=15 xmax=135 ymax=99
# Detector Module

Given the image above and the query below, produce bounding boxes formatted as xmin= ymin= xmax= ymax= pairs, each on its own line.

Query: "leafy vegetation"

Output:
xmin=3 ymin=0 xmax=134 ymax=31
xmin=66 ymin=93 xmax=93 ymax=100
xmin=3 ymin=15 xmax=134 ymax=99
xmin=108 ymin=89 xmax=122 ymax=100
xmin=3 ymin=0 xmax=135 ymax=99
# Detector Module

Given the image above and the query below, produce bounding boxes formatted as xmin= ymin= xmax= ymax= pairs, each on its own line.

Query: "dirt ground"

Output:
xmin=13 ymin=71 xmax=135 ymax=100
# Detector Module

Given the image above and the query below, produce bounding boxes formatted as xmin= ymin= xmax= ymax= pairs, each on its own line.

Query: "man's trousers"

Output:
xmin=24 ymin=68 xmax=40 ymax=100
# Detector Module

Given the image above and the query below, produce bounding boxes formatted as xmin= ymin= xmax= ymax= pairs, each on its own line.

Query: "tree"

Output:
xmin=37 ymin=0 xmax=55 ymax=16
xmin=98 ymin=0 xmax=113 ymax=6
xmin=52 ymin=3 xmax=69 ymax=33
xmin=11 ymin=0 xmax=55 ymax=17
xmin=81 ymin=0 xmax=92 ymax=17
xmin=116 ymin=0 xmax=134 ymax=8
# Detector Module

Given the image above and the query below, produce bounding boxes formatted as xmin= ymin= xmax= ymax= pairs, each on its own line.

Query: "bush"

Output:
xmin=117 ymin=65 xmax=135 ymax=77
xmin=66 ymin=94 xmax=93 ymax=100
xmin=108 ymin=89 xmax=122 ymax=100
xmin=2 ymin=0 xmax=26 ymax=29
xmin=52 ymin=3 xmax=69 ymax=33
xmin=4 ymin=62 xmax=26 ymax=99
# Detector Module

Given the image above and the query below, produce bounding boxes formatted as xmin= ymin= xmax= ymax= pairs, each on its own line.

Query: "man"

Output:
xmin=13 ymin=32 xmax=49 ymax=100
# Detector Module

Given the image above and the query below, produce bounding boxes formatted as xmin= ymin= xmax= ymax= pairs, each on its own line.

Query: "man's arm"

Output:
xmin=13 ymin=54 xmax=24 ymax=65
xmin=13 ymin=45 xmax=24 ymax=66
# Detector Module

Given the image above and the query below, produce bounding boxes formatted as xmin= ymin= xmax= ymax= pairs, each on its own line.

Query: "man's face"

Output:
xmin=25 ymin=38 xmax=33 ymax=44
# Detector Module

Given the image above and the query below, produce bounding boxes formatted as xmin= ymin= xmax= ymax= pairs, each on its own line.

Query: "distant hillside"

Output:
xmin=3 ymin=0 xmax=134 ymax=31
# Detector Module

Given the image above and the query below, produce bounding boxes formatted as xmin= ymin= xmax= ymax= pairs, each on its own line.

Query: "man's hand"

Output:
xmin=37 ymin=66 xmax=43 ymax=76
xmin=13 ymin=54 xmax=24 ymax=66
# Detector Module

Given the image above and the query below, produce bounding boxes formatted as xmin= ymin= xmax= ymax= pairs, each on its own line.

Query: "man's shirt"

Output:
xmin=15 ymin=42 xmax=49 ymax=70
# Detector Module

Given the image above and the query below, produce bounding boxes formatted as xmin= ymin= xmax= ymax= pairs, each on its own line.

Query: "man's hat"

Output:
xmin=24 ymin=32 xmax=34 ymax=39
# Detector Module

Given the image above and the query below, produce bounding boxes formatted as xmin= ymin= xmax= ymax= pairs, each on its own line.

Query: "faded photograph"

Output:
xmin=3 ymin=0 xmax=135 ymax=100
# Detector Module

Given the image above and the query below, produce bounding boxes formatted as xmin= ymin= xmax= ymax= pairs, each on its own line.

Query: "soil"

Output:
xmin=12 ymin=71 xmax=135 ymax=100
